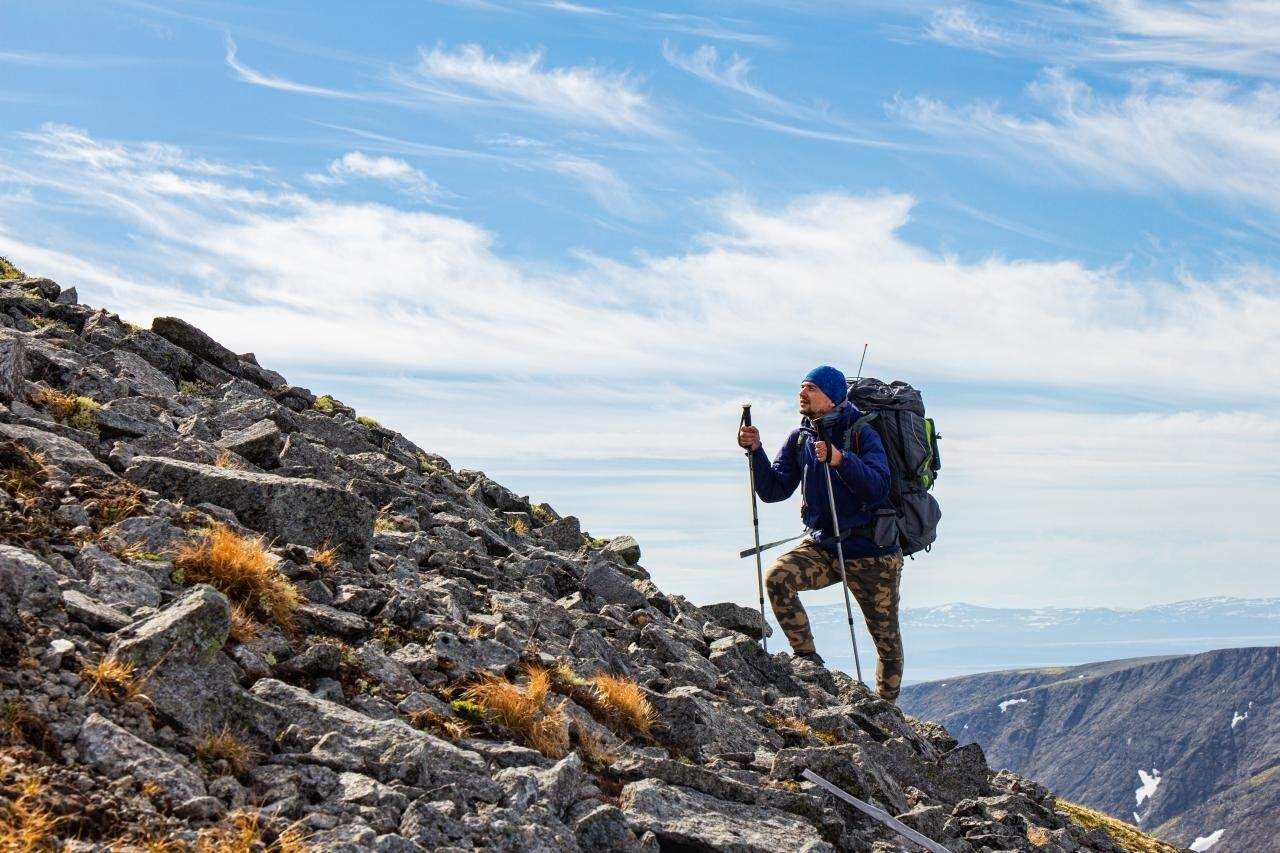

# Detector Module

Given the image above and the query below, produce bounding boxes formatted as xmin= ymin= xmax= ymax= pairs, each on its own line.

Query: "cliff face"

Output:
xmin=900 ymin=648 xmax=1280 ymax=852
xmin=0 ymin=273 xmax=1181 ymax=851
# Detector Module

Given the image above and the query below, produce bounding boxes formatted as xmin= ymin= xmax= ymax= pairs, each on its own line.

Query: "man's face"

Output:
xmin=799 ymin=381 xmax=836 ymax=418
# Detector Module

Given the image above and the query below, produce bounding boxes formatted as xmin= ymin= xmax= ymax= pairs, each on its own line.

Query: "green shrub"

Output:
xmin=312 ymin=395 xmax=335 ymax=412
xmin=355 ymin=415 xmax=381 ymax=429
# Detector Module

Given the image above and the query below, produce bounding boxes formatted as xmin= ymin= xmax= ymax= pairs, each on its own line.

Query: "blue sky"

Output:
xmin=2 ymin=0 xmax=1277 ymax=610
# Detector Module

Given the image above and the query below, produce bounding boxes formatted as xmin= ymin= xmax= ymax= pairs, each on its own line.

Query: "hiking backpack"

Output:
xmin=846 ymin=378 xmax=942 ymax=556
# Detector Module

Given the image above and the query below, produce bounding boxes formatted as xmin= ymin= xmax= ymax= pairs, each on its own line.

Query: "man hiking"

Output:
xmin=737 ymin=365 xmax=906 ymax=702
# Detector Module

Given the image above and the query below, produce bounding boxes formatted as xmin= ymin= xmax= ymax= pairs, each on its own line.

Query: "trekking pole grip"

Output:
xmin=813 ymin=418 xmax=831 ymax=465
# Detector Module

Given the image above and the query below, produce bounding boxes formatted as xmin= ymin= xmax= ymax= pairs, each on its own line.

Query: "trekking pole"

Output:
xmin=740 ymin=405 xmax=768 ymax=653
xmin=855 ymin=343 xmax=868 ymax=380
xmin=814 ymin=417 xmax=863 ymax=683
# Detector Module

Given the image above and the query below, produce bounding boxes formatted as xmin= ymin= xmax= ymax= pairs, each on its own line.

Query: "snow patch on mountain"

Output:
xmin=1135 ymin=769 xmax=1161 ymax=806
xmin=1190 ymin=829 xmax=1225 ymax=851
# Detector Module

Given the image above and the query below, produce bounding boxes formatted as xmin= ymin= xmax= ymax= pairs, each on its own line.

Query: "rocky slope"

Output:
xmin=900 ymin=648 xmax=1280 ymax=852
xmin=0 ymin=271 xmax=1184 ymax=851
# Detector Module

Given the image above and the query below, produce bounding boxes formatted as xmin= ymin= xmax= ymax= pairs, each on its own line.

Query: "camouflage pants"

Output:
xmin=765 ymin=539 xmax=905 ymax=702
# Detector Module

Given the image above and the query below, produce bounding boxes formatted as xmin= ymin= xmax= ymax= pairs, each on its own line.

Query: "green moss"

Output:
xmin=582 ymin=534 xmax=610 ymax=550
xmin=65 ymin=397 xmax=100 ymax=434
xmin=0 ymin=256 xmax=24 ymax=280
xmin=1248 ymin=765 xmax=1280 ymax=786
xmin=449 ymin=699 xmax=488 ymax=725
xmin=178 ymin=379 xmax=214 ymax=396
xmin=417 ymin=453 xmax=440 ymax=475
xmin=355 ymin=415 xmax=381 ymax=429
xmin=313 ymin=394 xmax=336 ymax=412
xmin=530 ymin=504 xmax=556 ymax=524
xmin=1058 ymin=800 xmax=1181 ymax=853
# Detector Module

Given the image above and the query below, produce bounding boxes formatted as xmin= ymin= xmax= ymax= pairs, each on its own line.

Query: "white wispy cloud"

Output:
xmin=307 ymin=151 xmax=444 ymax=202
xmin=406 ymin=43 xmax=659 ymax=133
xmin=542 ymin=1 xmax=613 ymax=15
xmin=661 ymin=42 xmax=785 ymax=108
xmin=225 ymin=38 xmax=362 ymax=100
xmin=926 ymin=6 xmax=1017 ymax=52
xmin=0 ymin=49 xmax=142 ymax=69
xmin=545 ymin=155 xmax=654 ymax=220
xmin=1088 ymin=0 xmax=1280 ymax=77
xmin=3 ymin=125 xmax=1277 ymax=609
xmin=7 ymin=126 xmax=1276 ymax=401
xmin=647 ymin=13 xmax=780 ymax=47
xmin=891 ymin=69 xmax=1280 ymax=216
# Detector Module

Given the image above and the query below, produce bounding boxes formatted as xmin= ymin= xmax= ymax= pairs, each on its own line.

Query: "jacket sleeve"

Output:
xmin=749 ymin=429 xmax=803 ymax=503
xmin=833 ymin=424 xmax=891 ymax=504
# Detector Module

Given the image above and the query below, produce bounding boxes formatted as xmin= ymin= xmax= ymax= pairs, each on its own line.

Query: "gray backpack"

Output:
xmin=846 ymin=378 xmax=942 ymax=556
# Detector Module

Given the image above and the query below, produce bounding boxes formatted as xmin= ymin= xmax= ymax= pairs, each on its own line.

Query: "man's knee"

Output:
xmin=764 ymin=561 xmax=798 ymax=597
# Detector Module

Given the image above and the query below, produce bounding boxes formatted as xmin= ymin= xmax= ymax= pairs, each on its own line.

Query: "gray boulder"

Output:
xmin=700 ymin=601 xmax=773 ymax=641
xmin=541 ymin=515 xmax=582 ymax=551
xmin=250 ymin=679 xmax=499 ymax=802
xmin=109 ymin=585 xmax=277 ymax=741
xmin=95 ymin=349 xmax=178 ymax=397
xmin=621 ymin=779 xmax=831 ymax=853
xmin=0 ymin=328 xmax=26 ymax=403
xmin=216 ymin=419 xmax=284 ymax=469
xmin=645 ymin=686 xmax=782 ymax=760
xmin=78 ymin=713 xmax=209 ymax=811
xmin=431 ymin=632 xmax=519 ymax=679
xmin=152 ymin=316 xmax=241 ymax=375
xmin=581 ymin=562 xmax=648 ymax=610
xmin=0 ymin=422 xmax=113 ymax=478
xmin=124 ymin=456 xmax=375 ymax=563
xmin=0 ymin=545 xmax=64 ymax=629
xmin=605 ymin=535 xmax=642 ymax=565
xmin=77 ymin=544 xmax=161 ymax=611
xmin=96 ymin=397 xmax=170 ymax=438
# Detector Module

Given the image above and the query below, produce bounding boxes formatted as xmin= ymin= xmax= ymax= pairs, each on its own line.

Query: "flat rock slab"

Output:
xmin=250 ymin=679 xmax=499 ymax=803
xmin=0 ymin=545 xmax=64 ymax=629
xmin=622 ymin=778 xmax=831 ymax=853
xmin=0 ymin=422 xmax=113 ymax=478
xmin=78 ymin=713 xmax=208 ymax=809
xmin=700 ymin=601 xmax=773 ymax=640
xmin=124 ymin=455 xmax=375 ymax=563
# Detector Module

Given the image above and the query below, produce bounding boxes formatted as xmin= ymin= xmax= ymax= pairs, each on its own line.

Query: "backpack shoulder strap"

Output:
xmin=850 ymin=412 xmax=877 ymax=457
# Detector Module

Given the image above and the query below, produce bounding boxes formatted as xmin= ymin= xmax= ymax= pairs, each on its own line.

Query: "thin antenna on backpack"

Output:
xmin=856 ymin=344 xmax=868 ymax=380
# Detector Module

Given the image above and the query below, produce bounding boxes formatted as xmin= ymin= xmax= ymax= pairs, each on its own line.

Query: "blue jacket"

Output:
xmin=750 ymin=401 xmax=898 ymax=557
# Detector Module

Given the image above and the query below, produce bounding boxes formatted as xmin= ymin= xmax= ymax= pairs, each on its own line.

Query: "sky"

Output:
xmin=1 ymin=0 xmax=1277 ymax=611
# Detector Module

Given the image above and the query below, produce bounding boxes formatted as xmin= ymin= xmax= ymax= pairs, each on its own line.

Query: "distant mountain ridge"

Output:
xmin=785 ymin=597 xmax=1280 ymax=684
xmin=899 ymin=646 xmax=1280 ymax=852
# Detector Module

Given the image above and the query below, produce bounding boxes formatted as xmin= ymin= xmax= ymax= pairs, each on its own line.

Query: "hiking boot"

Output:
xmin=793 ymin=651 xmax=825 ymax=666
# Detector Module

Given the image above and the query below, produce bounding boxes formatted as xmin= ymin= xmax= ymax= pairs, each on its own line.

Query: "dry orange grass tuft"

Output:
xmin=763 ymin=710 xmax=813 ymax=738
xmin=464 ymin=669 xmax=570 ymax=758
xmin=408 ymin=709 xmax=472 ymax=741
xmin=194 ymin=810 xmax=309 ymax=853
xmin=79 ymin=655 xmax=147 ymax=703
xmin=0 ymin=441 xmax=48 ymax=502
xmin=172 ymin=525 xmax=299 ymax=631
xmin=310 ymin=541 xmax=338 ymax=569
xmin=228 ymin=604 xmax=263 ymax=645
xmin=588 ymin=674 xmax=655 ymax=738
xmin=194 ymin=727 xmax=259 ymax=778
xmin=0 ymin=773 xmax=61 ymax=852
xmin=213 ymin=450 xmax=242 ymax=470
xmin=575 ymin=728 xmax=620 ymax=770
xmin=29 ymin=388 xmax=79 ymax=422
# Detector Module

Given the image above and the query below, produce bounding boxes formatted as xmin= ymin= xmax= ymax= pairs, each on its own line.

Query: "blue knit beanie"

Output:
xmin=803 ymin=365 xmax=847 ymax=407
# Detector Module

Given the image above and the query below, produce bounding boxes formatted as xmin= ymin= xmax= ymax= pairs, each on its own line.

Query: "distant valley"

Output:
xmin=898 ymin=646 xmax=1280 ymax=852
xmin=775 ymin=597 xmax=1280 ymax=684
